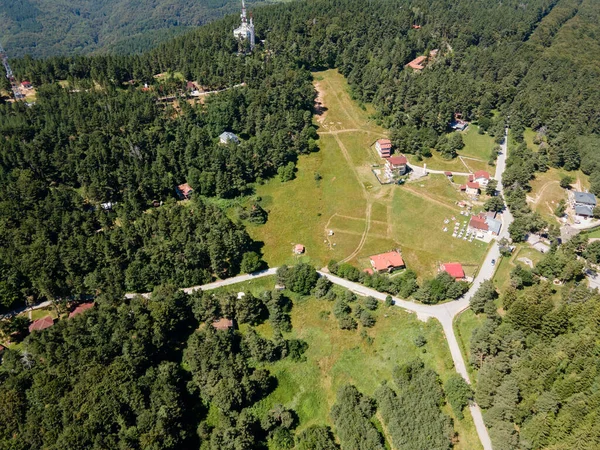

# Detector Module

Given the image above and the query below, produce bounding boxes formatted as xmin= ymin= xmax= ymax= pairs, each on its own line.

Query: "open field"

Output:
xmin=249 ymin=69 xmax=490 ymax=278
xmin=251 ymin=292 xmax=482 ymax=450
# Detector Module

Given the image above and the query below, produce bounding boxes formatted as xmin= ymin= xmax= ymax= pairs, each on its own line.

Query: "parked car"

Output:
xmin=491 ymin=259 xmax=496 ymax=266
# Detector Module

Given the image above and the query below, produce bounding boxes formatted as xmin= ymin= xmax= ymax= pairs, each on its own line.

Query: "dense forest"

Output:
xmin=0 ymin=0 xmax=285 ymax=58
xmin=0 ymin=266 xmax=460 ymax=449
xmin=470 ymin=235 xmax=600 ymax=449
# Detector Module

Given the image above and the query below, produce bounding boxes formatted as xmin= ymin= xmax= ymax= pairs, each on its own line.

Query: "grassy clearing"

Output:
xmin=391 ymin=183 xmax=488 ymax=278
xmin=252 ymin=293 xmax=481 ymax=449
xmin=523 ymin=127 xmax=540 ymax=151
xmin=250 ymin=69 xmax=489 ymax=278
xmin=584 ymin=227 xmax=600 ymax=239
xmin=460 ymin=126 xmax=496 ymax=162
xmin=454 ymin=309 xmax=481 ymax=381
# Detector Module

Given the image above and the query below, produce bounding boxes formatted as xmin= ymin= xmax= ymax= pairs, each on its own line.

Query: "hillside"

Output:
xmin=0 ymin=0 xmax=284 ymax=58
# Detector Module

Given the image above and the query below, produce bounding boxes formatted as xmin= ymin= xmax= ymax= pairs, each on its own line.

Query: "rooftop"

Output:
xmin=474 ymin=170 xmax=490 ymax=180
xmin=377 ymin=138 xmax=392 ymax=148
xmin=467 ymin=182 xmax=480 ymax=190
xmin=370 ymin=251 xmax=405 ymax=271
xmin=486 ymin=217 xmax=502 ymax=235
xmin=29 ymin=316 xmax=54 ymax=333
xmin=177 ymin=183 xmax=193 ymax=198
xmin=69 ymin=302 xmax=94 ymax=319
xmin=574 ymin=191 xmax=596 ymax=206
xmin=575 ymin=205 xmax=594 ymax=217
xmin=406 ymin=55 xmax=427 ymax=70
xmin=469 ymin=215 xmax=488 ymax=231
xmin=388 ymin=155 xmax=408 ymax=166
xmin=212 ymin=318 xmax=234 ymax=330
xmin=441 ymin=263 xmax=465 ymax=279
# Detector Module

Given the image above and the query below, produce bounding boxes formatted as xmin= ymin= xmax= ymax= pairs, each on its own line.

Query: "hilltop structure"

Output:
xmin=233 ymin=0 xmax=255 ymax=51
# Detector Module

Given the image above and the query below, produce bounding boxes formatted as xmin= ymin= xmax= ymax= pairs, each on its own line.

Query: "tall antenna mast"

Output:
xmin=0 ymin=43 xmax=24 ymax=101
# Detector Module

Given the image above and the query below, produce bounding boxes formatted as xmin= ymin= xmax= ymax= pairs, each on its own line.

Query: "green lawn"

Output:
xmin=584 ymin=227 xmax=600 ymax=239
xmin=251 ymin=293 xmax=482 ymax=450
xmin=249 ymin=70 xmax=490 ymax=279
xmin=390 ymin=180 xmax=488 ymax=278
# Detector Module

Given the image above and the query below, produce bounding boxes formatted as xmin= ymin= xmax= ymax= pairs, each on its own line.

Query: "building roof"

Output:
xmin=486 ymin=217 xmax=502 ymax=235
xmin=387 ymin=155 xmax=408 ymax=166
xmin=444 ymin=171 xmax=453 ymax=176
xmin=294 ymin=244 xmax=305 ymax=253
xmin=212 ymin=318 xmax=234 ymax=330
xmin=469 ymin=215 xmax=488 ymax=231
xmin=69 ymin=302 xmax=94 ymax=319
xmin=575 ymin=205 xmax=594 ymax=217
xmin=29 ymin=316 xmax=54 ymax=333
xmin=467 ymin=182 xmax=480 ymax=190
xmin=474 ymin=170 xmax=490 ymax=180
xmin=370 ymin=251 xmax=405 ymax=271
xmin=441 ymin=263 xmax=465 ymax=279
xmin=574 ymin=191 xmax=597 ymax=206
xmin=376 ymin=139 xmax=392 ymax=149
xmin=219 ymin=131 xmax=240 ymax=143
xmin=177 ymin=183 xmax=193 ymax=197
xmin=486 ymin=210 xmax=497 ymax=219
xmin=406 ymin=55 xmax=427 ymax=70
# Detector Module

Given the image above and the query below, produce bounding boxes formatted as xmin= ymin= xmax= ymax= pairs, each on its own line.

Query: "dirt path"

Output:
xmin=402 ymin=185 xmax=458 ymax=210
xmin=529 ymin=180 xmax=559 ymax=205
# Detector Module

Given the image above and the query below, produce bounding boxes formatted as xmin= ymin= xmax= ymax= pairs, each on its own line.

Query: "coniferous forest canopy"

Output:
xmin=0 ymin=0 xmax=286 ymax=58
xmin=1 ymin=0 xmax=600 ymax=448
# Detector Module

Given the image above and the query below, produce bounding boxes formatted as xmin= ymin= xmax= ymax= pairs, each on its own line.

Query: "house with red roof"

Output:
xmin=69 ymin=302 xmax=94 ymax=319
xmin=465 ymin=181 xmax=480 ymax=196
xmin=469 ymin=214 xmax=489 ymax=233
xmin=440 ymin=263 xmax=465 ymax=280
xmin=29 ymin=316 xmax=54 ymax=333
xmin=21 ymin=81 xmax=32 ymax=90
xmin=385 ymin=155 xmax=408 ymax=177
xmin=212 ymin=318 xmax=234 ymax=331
xmin=473 ymin=170 xmax=491 ymax=186
xmin=375 ymin=139 xmax=392 ymax=158
xmin=369 ymin=251 xmax=405 ymax=273
xmin=176 ymin=183 xmax=193 ymax=200
xmin=294 ymin=244 xmax=305 ymax=255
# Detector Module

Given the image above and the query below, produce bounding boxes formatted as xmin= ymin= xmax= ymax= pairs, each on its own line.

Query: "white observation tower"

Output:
xmin=233 ymin=0 xmax=255 ymax=51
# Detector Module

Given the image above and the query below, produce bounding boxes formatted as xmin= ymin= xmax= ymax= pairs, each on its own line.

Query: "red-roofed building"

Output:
xmin=21 ymin=81 xmax=32 ymax=89
xmin=469 ymin=215 xmax=489 ymax=233
xmin=375 ymin=139 xmax=392 ymax=158
xmin=29 ymin=316 xmax=54 ymax=333
xmin=294 ymin=244 xmax=305 ymax=255
xmin=406 ymin=55 xmax=427 ymax=70
xmin=440 ymin=263 xmax=465 ymax=280
xmin=444 ymin=171 xmax=453 ymax=177
xmin=69 ymin=302 xmax=94 ymax=319
xmin=212 ymin=318 xmax=234 ymax=331
xmin=473 ymin=170 xmax=491 ymax=186
xmin=385 ymin=155 xmax=408 ymax=177
xmin=411 ymin=24 xmax=422 ymax=29
xmin=369 ymin=251 xmax=405 ymax=273
xmin=466 ymin=182 xmax=480 ymax=196
xmin=176 ymin=183 xmax=193 ymax=200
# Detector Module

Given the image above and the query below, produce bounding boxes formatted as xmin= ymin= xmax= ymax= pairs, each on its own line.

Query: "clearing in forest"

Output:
xmin=214 ymin=277 xmax=483 ymax=450
xmin=248 ymin=69 xmax=489 ymax=277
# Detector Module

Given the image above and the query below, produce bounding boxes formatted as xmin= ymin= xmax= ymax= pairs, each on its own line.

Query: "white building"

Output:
xmin=219 ymin=131 xmax=240 ymax=145
xmin=233 ymin=0 xmax=255 ymax=51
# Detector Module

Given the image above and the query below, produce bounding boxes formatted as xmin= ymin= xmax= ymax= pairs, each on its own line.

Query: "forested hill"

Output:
xmin=0 ymin=0 xmax=284 ymax=58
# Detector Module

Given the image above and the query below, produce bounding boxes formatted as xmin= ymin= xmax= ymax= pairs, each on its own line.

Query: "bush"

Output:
xmin=385 ymin=295 xmax=394 ymax=307
xmin=359 ymin=310 xmax=376 ymax=327
xmin=364 ymin=296 xmax=379 ymax=310
xmin=444 ymin=375 xmax=473 ymax=420
xmin=414 ymin=335 xmax=427 ymax=347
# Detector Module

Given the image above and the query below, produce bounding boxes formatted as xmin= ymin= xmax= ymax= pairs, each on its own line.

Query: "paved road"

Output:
xmin=124 ymin=267 xmax=279 ymax=299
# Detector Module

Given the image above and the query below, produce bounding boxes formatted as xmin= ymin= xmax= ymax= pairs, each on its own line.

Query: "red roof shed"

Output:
xmin=29 ymin=316 xmax=54 ymax=333
xmin=441 ymin=263 xmax=465 ymax=279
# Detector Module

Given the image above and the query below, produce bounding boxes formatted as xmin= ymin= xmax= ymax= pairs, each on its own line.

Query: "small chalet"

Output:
xmin=411 ymin=24 xmax=422 ymax=29
xmin=186 ymin=81 xmax=198 ymax=91
xmin=69 ymin=302 xmax=94 ymax=319
xmin=463 ymin=182 xmax=480 ymax=196
xmin=29 ymin=316 xmax=54 ymax=333
xmin=469 ymin=215 xmax=489 ymax=233
xmin=472 ymin=170 xmax=491 ymax=187
xmin=385 ymin=155 xmax=408 ymax=177
xmin=375 ymin=139 xmax=392 ymax=158
xmin=212 ymin=318 xmax=234 ymax=331
xmin=176 ymin=183 xmax=193 ymax=200
xmin=440 ymin=263 xmax=465 ymax=280
xmin=369 ymin=251 xmax=405 ymax=273
xmin=21 ymin=80 xmax=32 ymax=90
xmin=444 ymin=171 xmax=453 ymax=178
xmin=219 ymin=131 xmax=240 ymax=145
xmin=294 ymin=244 xmax=305 ymax=255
